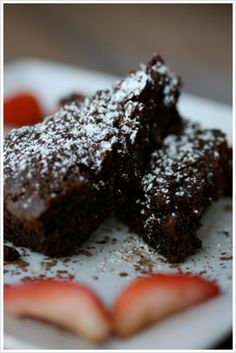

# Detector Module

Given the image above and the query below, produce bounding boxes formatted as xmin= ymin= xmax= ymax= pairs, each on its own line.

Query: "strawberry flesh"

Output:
xmin=112 ymin=274 xmax=220 ymax=337
xmin=4 ymin=280 xmax=111 ymax=342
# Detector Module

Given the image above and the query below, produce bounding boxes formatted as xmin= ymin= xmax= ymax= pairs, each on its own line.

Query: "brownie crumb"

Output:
xmin=38 ymin=274 xmax=47 ymax=279
xmin=22 ymin=276 xmax=34 ymax=282
xmin=79 ymin=250 xmax=93 ymax=257
xmin=4 ymin=245 xmax=20 ymax=261
xmin=43 ymin=260 xmax=58 ymax=270
xmin=119 ymin=272 xmax=129 ymax=277
xmin=218 ymin=229 xmax=230 ymax=237
xmin=220 ymin=256 xmax=232 ymax=261
xmin=56 ymin=270 xmax=68 ymax=274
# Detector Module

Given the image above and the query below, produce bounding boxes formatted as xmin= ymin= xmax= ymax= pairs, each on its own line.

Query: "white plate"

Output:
xmin=4 ymin=59 xmax=233 ymax=350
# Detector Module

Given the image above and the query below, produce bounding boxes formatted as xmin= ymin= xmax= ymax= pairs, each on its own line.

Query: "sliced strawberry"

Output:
xmin=112 ymin=274 xmax=219 ymax=337
xmin=4 ymin=93 xmax=43 ymax=126
xmin=4 ymin=280 xmax=110 ymax=342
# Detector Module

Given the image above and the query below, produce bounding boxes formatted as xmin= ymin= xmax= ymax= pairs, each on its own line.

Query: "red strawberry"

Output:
xmin=4 ymin=280 xmax=110 ymax=342
xmin=4 ymin=93 xmax=43 ymax=126
xmin=112 ymin=274 xmax=219 ymax=337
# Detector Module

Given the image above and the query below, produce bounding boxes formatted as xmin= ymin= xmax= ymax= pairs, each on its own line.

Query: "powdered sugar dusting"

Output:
xmin=140 ymin=120 xmax=227 ymax=225
xmin=114 ymin=70 xmax=148 ymax=102
xmin=152 ymin=61 xmax=180 ymax=106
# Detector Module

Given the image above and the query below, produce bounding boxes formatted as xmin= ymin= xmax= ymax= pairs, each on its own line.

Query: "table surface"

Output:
xmin=4 ymin=3 xmax=232 ymax=104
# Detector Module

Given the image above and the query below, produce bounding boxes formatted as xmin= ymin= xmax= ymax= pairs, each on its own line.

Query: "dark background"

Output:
xmin=4 ymin=4 xmax=232 ymax=104
xmin=3 ymin=3 xmax=233 ymax=349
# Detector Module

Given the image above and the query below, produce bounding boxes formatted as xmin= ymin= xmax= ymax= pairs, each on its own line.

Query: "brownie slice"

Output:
xmin=120 ymin=120 xmax=231 ymax=263
xmin=4 ymin=54 xmax=181 ymax=256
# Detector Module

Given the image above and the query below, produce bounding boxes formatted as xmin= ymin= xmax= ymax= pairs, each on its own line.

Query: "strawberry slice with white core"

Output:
xmin=4 ymin=280 xmax=110 ymax=342
xmin=112 ymin=274 xmax=219 ymax=337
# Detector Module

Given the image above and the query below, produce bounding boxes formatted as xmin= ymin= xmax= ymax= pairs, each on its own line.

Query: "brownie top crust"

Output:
xmin=139 ymin=121 xmax=228 ymax=226
xmin=4 ymin=55 xmax=180 ymax=220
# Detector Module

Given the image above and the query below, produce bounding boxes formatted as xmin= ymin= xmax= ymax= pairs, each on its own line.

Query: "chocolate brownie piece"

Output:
xmin=120 ymin=120 xmax=231 ymax=263
xmin=4 ymin=54 xmax=181 ymax=256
